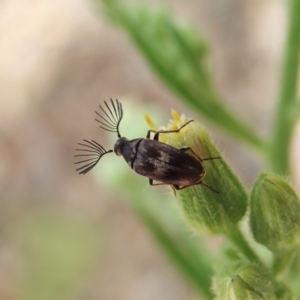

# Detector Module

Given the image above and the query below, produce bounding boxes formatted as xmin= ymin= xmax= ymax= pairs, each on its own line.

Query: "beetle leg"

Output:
xmin=197 ymin=182 xmax=219 ymax=193
xmin=149 ymin=178 xmax=169 ymax=187
xmin=149 ymin=179 xmax=178 ymax=192
xmin=152 ymin=120 xmax=194 ymax=141
xmin=179 ymin=146 xmax=203 ymax=162
xmin=202 ymin=156 xmax=221 ymax=161
xmin=180 ymin=146 xmax=221 ymax=164
xmin=176 ymin=181 xmax=219 ymax=193
xmin=150 ymin=179 xmax=219 ymax=193
xmin=146 ymin=130 xmax=157 ymax=139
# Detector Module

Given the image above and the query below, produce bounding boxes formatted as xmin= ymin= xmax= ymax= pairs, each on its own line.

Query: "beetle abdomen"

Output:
xmin=132 ymin=139 xmax=204 ymax=186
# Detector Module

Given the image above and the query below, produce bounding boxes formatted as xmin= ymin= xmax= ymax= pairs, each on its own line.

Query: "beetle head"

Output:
xmin=114 ymin=137 xmax=128 ymax=156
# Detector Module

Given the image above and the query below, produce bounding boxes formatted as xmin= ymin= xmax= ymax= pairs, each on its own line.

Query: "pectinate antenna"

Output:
xmin=95 ymin=99 xmax=123 ymax=138
xmin=74 ymin=139 xmax=113 ymax=174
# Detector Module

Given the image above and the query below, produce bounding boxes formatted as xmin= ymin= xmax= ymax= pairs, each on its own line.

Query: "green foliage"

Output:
xmin=171 ymin=121 xmax=248 ymax=232
xmin=97 ymin=0 xmax=300 ymax=299
xmin=212 ymin=264 xmax=279 ymax=300
xmin=250 ymin=173 xmax=300 ymax=277
xmin=100 ymin=0 xmax=266 ymax=152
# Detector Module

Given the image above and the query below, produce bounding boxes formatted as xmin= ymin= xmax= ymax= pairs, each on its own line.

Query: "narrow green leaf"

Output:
xmin=99 ymin=1 xmax=266 ymax=152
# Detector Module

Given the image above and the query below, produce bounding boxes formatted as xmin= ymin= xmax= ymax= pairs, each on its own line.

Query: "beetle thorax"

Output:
xmin=114 ymin=137 xmax=128 ymax=156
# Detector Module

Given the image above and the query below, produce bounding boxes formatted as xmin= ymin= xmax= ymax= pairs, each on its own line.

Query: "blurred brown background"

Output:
xmin=0 ymin=0 xmax=299 ymax=299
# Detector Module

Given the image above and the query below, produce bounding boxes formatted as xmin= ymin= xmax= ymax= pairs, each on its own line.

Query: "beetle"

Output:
xmin=75 ymin=99 xmax=219 ymax=192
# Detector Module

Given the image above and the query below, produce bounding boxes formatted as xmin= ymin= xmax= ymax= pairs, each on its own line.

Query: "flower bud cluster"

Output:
xmin=145 ymin=110 xmax=248 ymax=234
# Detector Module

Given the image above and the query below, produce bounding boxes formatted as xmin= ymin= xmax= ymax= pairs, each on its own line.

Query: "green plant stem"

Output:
xmin=270 ymin=0 xmax=300 ymax=174
xmin=225 ymin=225 xmax=262 ymax=264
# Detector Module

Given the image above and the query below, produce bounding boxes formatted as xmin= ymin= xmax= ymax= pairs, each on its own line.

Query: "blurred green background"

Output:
xmin=0 ymin=0 xmax=299 ymax=299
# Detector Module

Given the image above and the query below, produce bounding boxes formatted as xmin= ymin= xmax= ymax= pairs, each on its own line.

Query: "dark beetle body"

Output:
xmin=75 ymin=99 xmax=219 ymax=191
xmin=115 ymin=136 xmax=205 ymax=189
xmin=133 ymin=139 xmax=205 ymax=186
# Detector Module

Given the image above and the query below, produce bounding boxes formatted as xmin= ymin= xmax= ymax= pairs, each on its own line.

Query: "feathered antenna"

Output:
xmin=74 ymin=139 xmax=113 ymax=174
xmin=95 ymin=99 xmax=123 ymax=137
